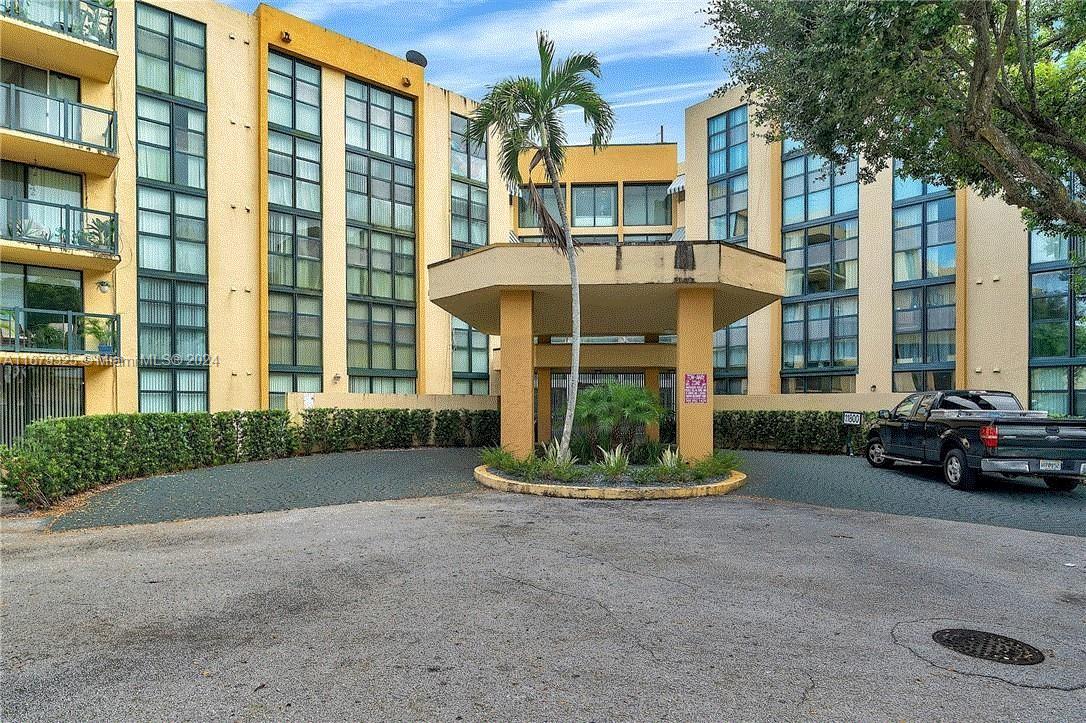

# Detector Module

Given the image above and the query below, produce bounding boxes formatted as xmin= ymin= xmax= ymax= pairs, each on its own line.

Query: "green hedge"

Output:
xmin=713 ymin=410 xmax=875 ymax=454
xmin=1 ymin=407 xmax=500 ymax=508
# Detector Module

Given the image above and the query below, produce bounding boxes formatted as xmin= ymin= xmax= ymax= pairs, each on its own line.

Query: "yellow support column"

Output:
xmin=675 ymin=287 xmax=715 ymax=460
xmin=644 ymin=367 xmax=660 ymax=442
xmin=500 ymin=290 xmax=535 ymax=457
xmin=536 ymin=367 xmax=552 ymax=445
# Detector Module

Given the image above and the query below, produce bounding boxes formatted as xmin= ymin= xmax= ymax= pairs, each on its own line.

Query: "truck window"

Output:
xmin=914 ymin=393 xmax=937 ymax=418
xmin=893 ymin=395 xmax=920 ymax=418
xmin=939 ymin=392 xmax=1022 ymax=411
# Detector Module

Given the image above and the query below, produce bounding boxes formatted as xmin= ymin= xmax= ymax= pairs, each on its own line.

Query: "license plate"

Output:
xmin=1040 ymin=459 xmax=1061 ymax=471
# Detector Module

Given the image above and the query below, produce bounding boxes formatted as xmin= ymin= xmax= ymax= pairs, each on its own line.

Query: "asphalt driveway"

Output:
xmin=736 ymin=451 xmax=1085 ymax=537
xmin=3 ymin=492 xmax=1083 ymax=720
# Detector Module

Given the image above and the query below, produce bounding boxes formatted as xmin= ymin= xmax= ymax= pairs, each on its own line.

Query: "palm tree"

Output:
xmin=468 ymin=31 xmax=614 ymax=459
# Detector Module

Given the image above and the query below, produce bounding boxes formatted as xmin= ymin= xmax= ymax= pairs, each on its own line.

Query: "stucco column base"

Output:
xmin=500 ymin=290 xmax=534 ymax=457
xmin=676 ymin=287 xmax=714 ymax=460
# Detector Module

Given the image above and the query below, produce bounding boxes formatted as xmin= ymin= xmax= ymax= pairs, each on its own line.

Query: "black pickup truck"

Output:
xmin=865 ymin=390 xmax=1086 ymax=491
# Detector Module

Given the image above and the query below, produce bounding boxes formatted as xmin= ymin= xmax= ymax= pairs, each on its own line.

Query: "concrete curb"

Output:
xmin=473 ymin=465 xmax=748 ymax=500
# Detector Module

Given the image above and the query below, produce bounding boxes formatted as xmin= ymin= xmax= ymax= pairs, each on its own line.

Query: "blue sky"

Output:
xmin=227 ymin=0 xmax=727 ymax=156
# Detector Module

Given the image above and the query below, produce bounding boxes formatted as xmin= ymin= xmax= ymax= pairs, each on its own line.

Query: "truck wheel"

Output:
xmin=942 ymin=448 xmax=978 ymax=491
xmin=866 ymin=437 xmax=893 ymax=468
xmin=1044 ymin=477 xmax=1079 ymax=492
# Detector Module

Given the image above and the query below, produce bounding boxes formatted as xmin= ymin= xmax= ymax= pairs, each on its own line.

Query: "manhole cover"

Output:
xmin=932 ymin=629 xmax=1045 ymax=665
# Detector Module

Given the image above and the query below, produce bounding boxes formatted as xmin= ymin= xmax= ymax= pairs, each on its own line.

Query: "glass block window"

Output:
xmin=268 ymin=52 xmax=320 ymax=136
xmin=136 ymin=3 xmax=206 ymax=103
xmin=518 ymin=185 xmax=564 ymax=228
xmin=782 ymin=219 xmax=858 ymax=297
xmin=623 ymin=183 xmax=671 ymax=226
xmin=782 ymin=153 xmax=858 ymax=226
xmin=572 ymin=184 xmax=617 ymax=227
xmin=345 ymin=79 xmax=414 ymax=161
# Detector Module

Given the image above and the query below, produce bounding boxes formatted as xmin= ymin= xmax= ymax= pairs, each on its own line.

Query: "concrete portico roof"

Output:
xmin=427 ymin=242 xmax=785 ymax=336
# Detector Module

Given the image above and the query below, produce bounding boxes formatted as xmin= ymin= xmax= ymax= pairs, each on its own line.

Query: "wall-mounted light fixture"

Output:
xmin=96 ymin=280 xmax=111 ymax=293
xmin=281 ymin=30 xmax=291 ymax=43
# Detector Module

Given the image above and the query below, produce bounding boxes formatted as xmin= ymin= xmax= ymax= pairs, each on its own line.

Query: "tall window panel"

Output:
xmin=891 ymin=158 xmax=956 ymax=391
xmin=345 ymin=77 xmax=417 ymax=393
xmin=518 ymin=185 xmax=564 ymax=228
xmin=135 ymin=3 xmax=208 ymax=412
xmin=571 ymin=184 xmax=617 ymax=227
xmin=708 ymin=105 xmax=748 ymax=242
xmin=623 ymin=183 xmax=671 ymax=227
xmin=267 ymin=51 xmax=322 ymax=407
xmin=1028 ymin=226 xmax=1086 ymax=415
xmin=450 ymin=114 xmax=487 ymax=256
xmin=713 ymin=320 xmax=747 ymax=395
xmin=780 ymin=141 xmax=859 ymax=393
xmin=452 ymin=317 xmax=489 ymax=395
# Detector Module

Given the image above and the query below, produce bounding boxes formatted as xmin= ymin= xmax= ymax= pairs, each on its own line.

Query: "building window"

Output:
xmin=345 ymin=152 xmax=414 ymax=233
xmin=450 ymin=113 xmax=486 ymax=183
xmin=136 ymin=3 xmax=205 ymax=103
xmin=713 ymin=319 xmax=747 ymax=395
xmin=346 ymin=301 xmax=416 ymax=380
xmin=349 ymin=376 xmax=416 ymax=394
xmin=781 ymin=375 xmax=856 ymax=394
xmin=346 ymin=227 xmax=414 ymax=302
xmin=135 ymin=5 xmax=208 ymax=412
xmin=571 ymin=184 xmax=617 ymax=227
xmin=139 ymin=368 xmax=208 ymax=412
xmin=1028 ymin=224 xmax=1086 ymax=414
xmin=623 ymin=183 xmax=671 ymax=226
xmin=269 ymin=131 xmax=321 ymax=214
xmin=452 ymin=317 xmax=489 ymax=395
xmin=782 ymin=297 xmax=858 ymax=384
xmin=518 ymin=185 xmax=564 ymax=228
xmin=708 ymin=106 xmax=748 ymax=242
xmin=269 ymin=291 xmax=321 ymax=369
xmin=622 ymin=234 xmax=671 ymax=244
xmin=891 ymin=160 xmax=956 ymax=391
xmin=269 ymin=212 xmax=321 ymax=291
xmin=345 ymin=78 xmax=414 ymax=161
xmin=782 ymin=150 xmax=858 ymax=226
xmin=269 ymin=372 xmax=321 ymax=410
xmin=573 ymin=234 xmax=618 ymax=245
xmin=783 ymin=219 xmax=858 ymax=296
xmin=268 ymin=52 xmax=320 ymax=136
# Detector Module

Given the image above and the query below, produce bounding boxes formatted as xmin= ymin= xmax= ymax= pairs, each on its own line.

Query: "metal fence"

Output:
xmin=1 ymin=365 xmax=84 ymax=446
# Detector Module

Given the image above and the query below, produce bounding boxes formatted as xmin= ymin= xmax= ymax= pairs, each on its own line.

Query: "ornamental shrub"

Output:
xmin=713 ymin=410 xmax=874 ymax=454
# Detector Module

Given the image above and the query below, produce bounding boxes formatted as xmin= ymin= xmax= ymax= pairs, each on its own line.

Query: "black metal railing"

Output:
xmin=1 ymin=196 xmax=117 ymax=253
xmin=0 ymin=83 xmax=116 ymax=152
xmin=0 ymin=307 xmax=120 ymax=355
xmin=1 ymin=0 xmax=115 ymax=49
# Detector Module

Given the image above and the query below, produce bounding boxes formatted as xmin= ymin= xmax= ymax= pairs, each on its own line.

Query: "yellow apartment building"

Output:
xmin=0 ymin=0 xmax=1075 ymax=452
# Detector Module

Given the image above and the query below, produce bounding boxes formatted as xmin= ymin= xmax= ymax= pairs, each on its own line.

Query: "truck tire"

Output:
xmin=866 ymin=436 xmax=893 ymax=468
xmin=942 ymin=448 xmax=978 ymax=491
xmin=1044 ymin=477 xmax=1079 ymax=492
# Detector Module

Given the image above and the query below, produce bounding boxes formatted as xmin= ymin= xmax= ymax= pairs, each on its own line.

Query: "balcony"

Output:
xmin=0 ymin=307 xmax=120 ymax=358
xmin=0 ymin=83 xmax=118 ymax=176
xmin=0 ymin=0 xmax=117 ymax=81
xmin=1 ymin=196 xmax=118 ymax=270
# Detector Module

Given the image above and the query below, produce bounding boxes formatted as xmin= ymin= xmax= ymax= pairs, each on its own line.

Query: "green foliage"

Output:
xmin=481 ymin=446 xmax=518 ymax=471
xmin=297 ymin=408 xmax=442 ymax=453
xmin=574 ymin=383 xmax=663 ymax=455
xmin=690 ymin=451 xmax=741 ymax=481
xmin=592 ymin=444 xmax=630 ymax=480
xmin=1 ymin=411 xmax=293 ymax=507
xmin=713 ymin=410 xmax=874 ymax=454
xmin=434 ymin=410 xmax=469 ymax=447
xmin=629 ymin=439 xmax=664 ymax=465
xmin=708 ymin=0 xmax=1086 ymax=236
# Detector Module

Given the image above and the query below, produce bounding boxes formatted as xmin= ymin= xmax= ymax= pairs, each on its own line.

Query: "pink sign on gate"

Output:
xmin=683 ymin=373 xmax=708 ymax=404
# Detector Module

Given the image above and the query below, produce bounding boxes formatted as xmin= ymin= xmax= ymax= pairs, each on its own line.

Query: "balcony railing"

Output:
xmin=0 ymin=307 xmax=119 ymax=355
xmin=0 ymin=83 xmax=116 ymax=152
xmin=1 ymin=196 xmax=117 ymax=254
xmin=1 ymin=0 xmax=115 ymax=49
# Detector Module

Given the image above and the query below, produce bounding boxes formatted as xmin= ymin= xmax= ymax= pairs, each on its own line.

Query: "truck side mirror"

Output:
xmin=877 ymin=409 xmax=891 ymax=420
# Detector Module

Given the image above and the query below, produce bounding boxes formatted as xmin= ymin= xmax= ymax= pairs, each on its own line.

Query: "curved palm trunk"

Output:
xmin=542 ymin=152 xmax=581 ymax=458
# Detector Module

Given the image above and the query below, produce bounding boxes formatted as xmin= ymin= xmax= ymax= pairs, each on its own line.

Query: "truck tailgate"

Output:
xmin=992 ymin=420 xmax=1086 ymax=459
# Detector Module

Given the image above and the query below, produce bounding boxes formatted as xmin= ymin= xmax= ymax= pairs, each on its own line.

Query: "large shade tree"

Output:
xmin=707 ymin=0 xmax=1086 ymax=236
xmin=468 ymin=32 xmax=614 ymax=458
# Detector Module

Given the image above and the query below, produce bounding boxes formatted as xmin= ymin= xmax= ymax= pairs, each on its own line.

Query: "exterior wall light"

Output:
xmin=96 ymin=280 xmax=111 ymax=293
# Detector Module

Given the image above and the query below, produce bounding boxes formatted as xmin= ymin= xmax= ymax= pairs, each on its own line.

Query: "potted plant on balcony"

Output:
xmin=82 ymin=317 xmax=116 ymax=356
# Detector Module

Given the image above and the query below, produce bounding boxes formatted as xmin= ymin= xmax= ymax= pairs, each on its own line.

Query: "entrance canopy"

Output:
xmin=426 ymin=242 xmax=785 ymax=337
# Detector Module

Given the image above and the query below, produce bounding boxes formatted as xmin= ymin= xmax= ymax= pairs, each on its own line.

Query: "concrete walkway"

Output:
xmin=3 ymin=492 xmax=1084 ymax=720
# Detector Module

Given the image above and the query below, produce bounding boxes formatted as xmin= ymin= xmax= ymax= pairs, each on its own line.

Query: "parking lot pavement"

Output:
xmin=735 ymin=450 xmax=1085 ymax=537
xmin=2 ymin=491 xmax=1083 ymax=720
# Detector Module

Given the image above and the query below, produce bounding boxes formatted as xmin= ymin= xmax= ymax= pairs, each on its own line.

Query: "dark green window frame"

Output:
xmin=708 ymin=105 xmax=748 ymax=242
xmin=451 ymin=113 xmax=486 ymax=184
xmin=345 ymin=77 xmax=414 ymax=162
xmin=518 ymin=184 xmax=564 ymax=228
xmin=452 ymin=316 xmax=489 ymax=394
xmin=623 ymin=182 xmax=671 ymax=227
xmin=269 ymin=290 xmax=322 ymax=372
xmin=268 ymin=130 xmax=321 ymax=214
xmin=571 ymin=184 xmax=617 ymax=227
xmin=138 ymin=368 xmax=208 ymax=413
xmin=346 ymin=300 xmax=416 ymax=378
xmin=782 ymin=296 xmax=859 ymax=380
xmin=782 ymin=219 xmax=858 ymax=298
xmin=268 ymin=51 xmax=320 ymax=136
xmin=136 ymin=276 xmax=208 ymax=363
xmin=269 ymin=211 xmax=322 ymax=292
xmin=713 ymin=318 xmax=747 ymax=395
xmin=135 ymin=2 xmax=206 ymax=104
xmin=782 ymin=147 xmax=858 ymax=227
xmin=136 ymin=185 xmax=207 ymax=276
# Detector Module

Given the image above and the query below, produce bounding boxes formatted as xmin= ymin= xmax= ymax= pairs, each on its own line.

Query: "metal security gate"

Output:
xmin=1 ymin=366 xmax=84 ymax=445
